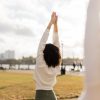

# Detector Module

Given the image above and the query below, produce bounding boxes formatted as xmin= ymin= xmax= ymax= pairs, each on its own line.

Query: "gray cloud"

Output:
xmin=38 ymin=0 xmax=54 ymax=11
xmin=7 ymin=4 xmax=35 ymax=20
xmin=5 ymin=0 xmax=48 ymax=26
xmin=0 ymin=22 xmax=34 ymax=37
xmin=0 ymin=0 xmax=35 ymax=37
xmin=0 ymin=22 xmax=15 ymax=33
xmin=7 ymin=3 xmax=27 ymax=13
xmin=0 ymin=37 xmax=5 ymax=43
xmin=0 ymin=0 xmax=86 ymax=58
xmin=15 ymin=26 xmax=34 ymax=36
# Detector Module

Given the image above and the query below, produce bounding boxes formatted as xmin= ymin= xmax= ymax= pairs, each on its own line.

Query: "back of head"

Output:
xmin=43 ymin=43 xmax=61 ymax=68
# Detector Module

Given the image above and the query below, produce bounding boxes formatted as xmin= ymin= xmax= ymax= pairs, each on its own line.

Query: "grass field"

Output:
xmin=0 ymin=70 xmax=84 ymax=100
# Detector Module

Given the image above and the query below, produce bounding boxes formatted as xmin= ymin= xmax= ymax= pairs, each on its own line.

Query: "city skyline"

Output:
xmin=0 ymin=50 xmax=15 ymax=60
xmin=0 ymin=0 xmax=89 ymax=59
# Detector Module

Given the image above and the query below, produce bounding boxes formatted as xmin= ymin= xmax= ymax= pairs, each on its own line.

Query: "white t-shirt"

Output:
xmin=34 ymin=29 xmax=61 ymax=90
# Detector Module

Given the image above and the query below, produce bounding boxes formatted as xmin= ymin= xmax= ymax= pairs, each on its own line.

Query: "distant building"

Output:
xmin=4 ymin=50 xmax=15 ymax=60
xmin=0 ymin=53 xmax=5 ymax=60
xmin=0 ymin=50 xmax=15 ymax=60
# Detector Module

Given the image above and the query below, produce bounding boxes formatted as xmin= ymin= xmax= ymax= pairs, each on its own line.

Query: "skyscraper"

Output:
xmin=0 ymin=50 xmax=15 ymax=60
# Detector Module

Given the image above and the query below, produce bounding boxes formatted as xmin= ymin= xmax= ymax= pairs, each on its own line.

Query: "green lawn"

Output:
xmin=0 ymin=70 xmax=84 ymax=100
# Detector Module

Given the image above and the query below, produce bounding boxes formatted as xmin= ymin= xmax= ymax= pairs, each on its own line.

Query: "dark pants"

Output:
xmin=35 ymin=90 xmax=57 ymax=100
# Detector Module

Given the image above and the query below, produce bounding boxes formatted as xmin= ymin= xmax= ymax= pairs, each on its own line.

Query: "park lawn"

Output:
xmin=0 ymin=70 xmax=84 ymax=100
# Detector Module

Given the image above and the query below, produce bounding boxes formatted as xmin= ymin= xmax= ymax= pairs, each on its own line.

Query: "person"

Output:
xmin=34 ymin=12 xmax=61 ymax=100
xmin=78 ymin=0 xmax=100 ymax=100
xmin=72 ymin=61 xmax=76 ymax=71
xmin=79 ymin=62 xmax=82 ymax=69
xmin=61 ymin=66 xmax=66 ymax=75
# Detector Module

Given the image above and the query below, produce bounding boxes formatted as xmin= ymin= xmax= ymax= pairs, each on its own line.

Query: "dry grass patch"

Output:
xmin=0 ymin=71 xmax=84 ymax=100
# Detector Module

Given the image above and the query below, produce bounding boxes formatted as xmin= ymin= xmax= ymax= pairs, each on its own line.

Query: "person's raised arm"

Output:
xmin=37 ymin=12 xmax=56 ymax=57
xmin=53 ymin=14 xmax=60 ymax=48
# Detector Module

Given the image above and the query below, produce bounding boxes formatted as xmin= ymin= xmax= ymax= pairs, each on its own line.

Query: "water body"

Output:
xmin=0 ymin=64 xmax=85 ymax=72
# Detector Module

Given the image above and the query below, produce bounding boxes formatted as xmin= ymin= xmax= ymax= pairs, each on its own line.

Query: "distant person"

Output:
xmin=79 ymin=0 xmax=100 ymax=100
xmin=79 ymin=62 xmax=82 ymax=69
xmin=72 ymin=61 xmax=76 ymax=71
xmin=61 ymin=66 xmax=66 ymax=75
xmin=34 ymin=12 xmax=61 ymax=100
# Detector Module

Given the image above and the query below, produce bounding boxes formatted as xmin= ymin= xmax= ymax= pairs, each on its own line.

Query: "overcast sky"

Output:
xmin=0 ymin=0 xmax=89 ymax=59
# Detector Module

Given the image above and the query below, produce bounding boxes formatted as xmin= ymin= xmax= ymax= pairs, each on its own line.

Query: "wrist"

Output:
xmin=49 ymin=21 xmax=53 ymax=26
xmin=47 ymin=21 xmax=52 ymax=30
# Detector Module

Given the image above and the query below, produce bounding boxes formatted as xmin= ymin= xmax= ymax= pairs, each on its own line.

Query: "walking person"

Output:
xmin=79 ymin=0 xmax=100 ymax=99
xmin=34 ymin=12 xmax=61 ymax=100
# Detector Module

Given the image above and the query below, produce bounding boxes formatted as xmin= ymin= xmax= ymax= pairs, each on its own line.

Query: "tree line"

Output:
xmin=0 ymin=57 xmax=83 ymax=70
xmin=0 ymin=56 xmax=36 ymax=70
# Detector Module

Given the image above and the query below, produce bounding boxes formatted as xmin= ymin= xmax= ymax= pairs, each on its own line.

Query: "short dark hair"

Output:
xmin=43 ymin=43 xmax=61 ymax=68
